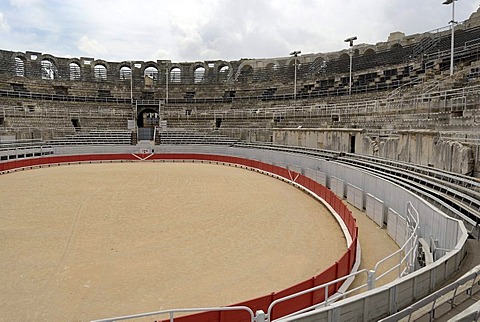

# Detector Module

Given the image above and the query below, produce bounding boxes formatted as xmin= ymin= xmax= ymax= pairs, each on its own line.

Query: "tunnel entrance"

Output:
xmin=349 ymin=135 xmax=356 ymax=153
xmin=137 ymin=108 xmax=159 ymax=140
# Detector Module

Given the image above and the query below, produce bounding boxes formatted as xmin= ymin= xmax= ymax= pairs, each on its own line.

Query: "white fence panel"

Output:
xmin=304 ymin=168 xmax=316 ymax=181
xmin=330 ymin=176 xmax=345 ymax=199
xmin=396 ymin=213 xmax=407 ymax=246
xmin=316 ymin=171 xmax=327 ymax=187
xmin=347 ymin=183 xmax=363 ymax=210
xmin=366 ymin=193 xmax=385 ymax=228
xmin=387 ymin=208 xmax=399 ymax=241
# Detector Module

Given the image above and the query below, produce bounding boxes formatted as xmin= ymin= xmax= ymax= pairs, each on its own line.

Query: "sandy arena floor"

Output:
xmin=0 ymin=162 xmax=349 ymax=321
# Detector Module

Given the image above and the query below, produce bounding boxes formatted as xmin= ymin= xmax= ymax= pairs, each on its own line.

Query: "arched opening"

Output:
xmin=137 ymin=107 xmax=159 ymax=140
xmin=69 ymin=62 xmax=81 ymax=80
xmin=264 ymin=63 xmax=279 ymax=80
xmin=94 ymin=64 xmax=107 ymax=81
xmin=170 ymin=67 xmax=181 ymax=84
xmin=314 ymin=57 xmax=327 ymax=74
xmin=194 ymin=66 xmax=205 ymax=83
xmin=339 ymin=53 xmax=350 ymax=60
xmin=144 ymin=66 xmax=159 ymax=82
xmin=41 ymin=59 xmax=57 ymax=80
xmin=15 ymin=57 xmax=25 ymax=77
xmin=364 ymin=48 xmax=376 ymax=56
xmin=391 ymin=43 xmax=403 ymax=50
xmin=120 ymin=66 xmax=132 ymax=80
xmin=238 ymin=65 xmax=254 ymax=82
xmin=218 ymin=65 xmax=229 ymax=82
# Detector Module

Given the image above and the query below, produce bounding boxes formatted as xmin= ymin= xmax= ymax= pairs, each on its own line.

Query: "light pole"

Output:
xmin=129 ymin=62 xmax=133 ymax=105
xmin=290 ymin=50 xmax=301 ymax=100
xmin=443 ymin=0 xmax=457 ymax=76
xmin=344 ymin=36 xmax=357 ymax=95
xmin=165 ymin=66 xmax=169 ymax=107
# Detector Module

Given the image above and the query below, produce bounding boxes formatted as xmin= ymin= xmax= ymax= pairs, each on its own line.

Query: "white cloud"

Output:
xmin=1 ymin=0 xmax=480 ymax=62
xmin=151 ymin=49 xmax=170 ymax=61
xmin=77 ymin=35 xmax=107 ymax=57
xmin=0 ymin=12 xmax=10 ymax=33
xmin=9 ymin=0 xmax=43 ymax=6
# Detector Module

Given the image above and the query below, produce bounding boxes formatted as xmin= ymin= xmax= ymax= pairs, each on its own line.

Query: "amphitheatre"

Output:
xmin=1 ymin=6 xmax=480 ymax=322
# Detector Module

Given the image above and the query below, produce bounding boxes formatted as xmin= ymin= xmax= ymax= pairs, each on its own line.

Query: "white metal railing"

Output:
xmin=264 ymin=201 xmax=420 ymax=322
xmin=371 ymin=202 xmax=420 ymax=287
xmin=378 ymin=264 xmax=480 ymax=322
xmin=163 ymin=84 xmax=480 ymax=124
xmin=90 ymin=306 xmax=255 ymax=322
xmin=88 ymin=198 xmax=420 ymax=322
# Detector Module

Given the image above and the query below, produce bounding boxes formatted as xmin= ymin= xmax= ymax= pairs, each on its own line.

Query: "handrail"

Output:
xmin=373 ymin=202 xmax=420 ymax=284
xmin=266 ymin=269 xmax=370 ymax=322
xmin=90 ymin=306 xmax=255 ymax=322
xmin=378 ymin=264 xmax=480 ymax=321
xmin=92 ymin=306 xmax=255 ymax=322
xmin=266 ymin=202 xmax=421 ymax=322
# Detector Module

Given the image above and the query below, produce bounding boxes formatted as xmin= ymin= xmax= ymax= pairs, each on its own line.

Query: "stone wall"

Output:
xmin=273 ymin=129 xmax=476 ymax=176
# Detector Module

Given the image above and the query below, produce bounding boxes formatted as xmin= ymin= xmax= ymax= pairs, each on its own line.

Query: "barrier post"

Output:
xmin=256 ymin=310 xmax=266 ymax=322
xmin=367 ymin=270 xmax=376 ymax=290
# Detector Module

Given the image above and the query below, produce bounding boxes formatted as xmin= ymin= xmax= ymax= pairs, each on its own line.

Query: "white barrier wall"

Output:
xmin=346 ymin=183 xmax=364 ymax=210
xmin=304 ymin=168 xmax=327 ymax=187
xmin=387 ymin=208 xmax=407 ymax=246
xmin=366 ymin=193 xmax=385 ymax=228
xmin=330 ymin=176 xmax=345 ymax=199
xmin=52 ymin=145 xmax=468 ymax=321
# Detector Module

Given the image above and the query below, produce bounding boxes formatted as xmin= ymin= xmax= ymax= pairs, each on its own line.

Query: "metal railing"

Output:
xmin=88 ymin=197 xmax=420 ymax=322
xmin=372 ymin=202 xmax=419 ymax=287
xmin=264 ymin=201 xmax=420 ymax=322
xmin=91 ymin=306 xmax=255 ymax=322
xmin=378 ymin=264 xmax=480 ymax=321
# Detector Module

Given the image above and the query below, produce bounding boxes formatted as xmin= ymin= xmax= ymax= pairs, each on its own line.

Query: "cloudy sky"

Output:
xmin=0 ymin=0 xmax=479 ymax=62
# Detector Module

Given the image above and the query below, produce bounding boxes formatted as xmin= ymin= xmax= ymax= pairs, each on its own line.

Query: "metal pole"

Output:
xmin=450 ymin=0 xmax=455 ymax=76
xmin=349 ymin=48 xmax=353 ymax=95
xmin=289 ymin=51 xmax=301 ymax=100
xmin=344 ymin=36 xmax=357 ymax=95
xmin=130 ymin=70 xmax=133 ymax=104
xmin=165 ymin=67 xmax=169 ymax=106
xmin=294 ymin=56 xmax=297 ymax=100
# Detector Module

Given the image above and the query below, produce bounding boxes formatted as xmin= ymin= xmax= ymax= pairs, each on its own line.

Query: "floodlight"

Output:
xmin=344 ymin=36 xmax=357 ymax=47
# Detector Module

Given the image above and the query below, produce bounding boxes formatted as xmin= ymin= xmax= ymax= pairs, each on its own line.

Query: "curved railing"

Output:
xmin=0 ymin=144 xmax=469 ymax=321
xmin=0 ymin=152 xmax=358 ymax=322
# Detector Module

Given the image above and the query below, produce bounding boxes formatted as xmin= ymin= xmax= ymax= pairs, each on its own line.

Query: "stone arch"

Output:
xmin=218 ymin=64 xmax=232 ymax=82
xmin=15 ymin=56 xmax=26 ymax=77
xmin=263 ymin=62 xmax=280 ymax=81
xmin=94 ymin=63 xmax=107 ymax=81
xmin=119 ymin=65 xmax=132 ymax=80
xmin=237 ymin=64 xmax=254 ymax=82
xmin=137 ymin=107 xmax=159 ymax=128
xmin=68 ymin=60 xmax=81 ymax=81
xmin=364 ymin=48 xmax=376 ymax=56
xmin=41 ymin=58 xmax=58 ymax=80
xmin=313 ymin=56 xmax=327 ymax=74
xmin=194 ymin=65 xmax=206 ymax=83
xmin=170 ymin=67 xmax=182 ymax=84
xmin=339 ymin=53 xmax=350 ymax=60
xmin=144 ymin=65 xmax=159 ymax=82
xmin=265 ymin=62 xmax=280 ymax=72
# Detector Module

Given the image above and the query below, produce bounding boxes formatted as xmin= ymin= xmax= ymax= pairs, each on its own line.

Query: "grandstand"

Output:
xmin=0 ymin=6 xmax=480 ymax=322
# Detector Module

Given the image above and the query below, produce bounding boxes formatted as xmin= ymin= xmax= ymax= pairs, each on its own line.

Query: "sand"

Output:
xmin=0 ymin=162 xmax=348 ymax=321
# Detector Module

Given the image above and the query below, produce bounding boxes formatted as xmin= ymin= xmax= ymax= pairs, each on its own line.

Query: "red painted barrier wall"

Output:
xmin=0 ymin=153 xmax=358 ymax=322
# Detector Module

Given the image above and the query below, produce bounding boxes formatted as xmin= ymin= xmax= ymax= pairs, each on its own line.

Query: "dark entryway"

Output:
xmin=350 ymin=135 xmax=356 ymax=153
xmin=137 ymin=108 xmax=159 ymax=140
